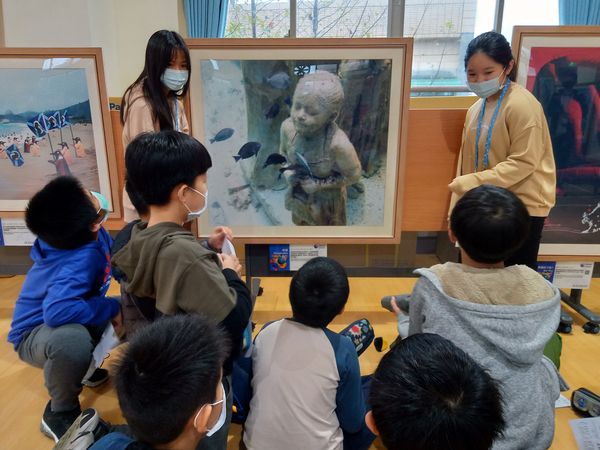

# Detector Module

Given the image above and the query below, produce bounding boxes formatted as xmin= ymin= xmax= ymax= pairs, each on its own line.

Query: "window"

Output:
xmin=296 ymin=0 xmax=388 ymax=38
xmin=500 ymin=0 xmax=559 ymax=42
xmin=225 ymin=0 xmax=290 ymax=38
xmin=224 ymin=0 xmax=561 ymax=95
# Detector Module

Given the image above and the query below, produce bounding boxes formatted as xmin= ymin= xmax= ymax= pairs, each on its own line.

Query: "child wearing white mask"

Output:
xmin=449 ymin=31 xmax=556 ymax=270
xmin=72 ymin=315 xmax=230 ymax=450
xmin=111 ymin=131 xmax=253 ymax=450
xmin=120 ymin=30 xmax=191 ymax=223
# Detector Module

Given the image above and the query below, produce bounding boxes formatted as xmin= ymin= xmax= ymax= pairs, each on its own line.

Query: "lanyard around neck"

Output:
xmin=173 ymin=99 xmax=180 ymax=132
xmin=474 ymin=80 xmax=511 ymax=171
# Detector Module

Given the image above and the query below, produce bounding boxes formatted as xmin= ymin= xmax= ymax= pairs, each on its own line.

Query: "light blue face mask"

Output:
xmin=468 ymin=69 xmax=506 ymax=99
xmin=90 ymin=191 xmax=110 ymax=224
xmin=161 ymin=68 xmax=189 ymax=92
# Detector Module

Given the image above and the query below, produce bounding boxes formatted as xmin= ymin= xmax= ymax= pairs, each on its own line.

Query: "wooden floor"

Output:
xmin=1 ymin=275 xmax=599 ymax=449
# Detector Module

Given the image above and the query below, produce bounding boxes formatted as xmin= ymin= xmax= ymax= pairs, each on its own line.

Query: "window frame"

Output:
xmin=228 ymin=0 xmax=518 ymax=96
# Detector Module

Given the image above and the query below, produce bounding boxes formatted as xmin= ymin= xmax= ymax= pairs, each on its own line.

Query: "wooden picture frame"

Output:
xmin=0 ymin=48 xmax=121 ymax=219
xmin=186 ymin=38 xmax=412 ymax=244
xmin=513 ymin=26 xmax=600 ymax=256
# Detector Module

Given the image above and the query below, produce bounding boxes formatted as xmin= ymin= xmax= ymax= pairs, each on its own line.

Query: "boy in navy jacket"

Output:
xmin=7 ymin=176 xmax=120 ymax=443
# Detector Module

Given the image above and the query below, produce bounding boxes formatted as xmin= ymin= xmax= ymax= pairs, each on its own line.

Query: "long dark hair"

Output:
xmin=464 ymin=31 xmax=516 ymax=82
xmin=120 ymin=30 xmax=191 ymax=130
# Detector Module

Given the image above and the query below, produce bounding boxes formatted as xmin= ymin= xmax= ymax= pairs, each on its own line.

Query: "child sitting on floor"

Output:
xmin=367 ymin=333 xmax=505 ymax=450
xmin=390 ymin=184 xmax=561 ymax=450
xmin=244 ymin=257 xmax=374 ymax=450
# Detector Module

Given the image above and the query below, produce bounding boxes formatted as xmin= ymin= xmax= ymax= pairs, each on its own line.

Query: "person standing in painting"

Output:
xmin=30 ymin=137 xmax=41 ymax=157
xmin=120 ymin=30 xmax=191 ymax=222
xmin=0 ymin=141 xmax=6 ymax=159
xmin=280 ymin=71 xmax=361 ymax=226
xmin=24 ymin=136 xmax=32 ymax=153
xmin=73 ymin=137 xmax=86 ymax=158
xmin=449 ymin=31 xmax=556 ymax=269
xmin=60 ymin=142 xmax=74 ymax=165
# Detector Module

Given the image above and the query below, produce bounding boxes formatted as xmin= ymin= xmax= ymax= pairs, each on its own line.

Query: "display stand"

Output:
xmin=560 ymin=289 xmax=600 ymax=334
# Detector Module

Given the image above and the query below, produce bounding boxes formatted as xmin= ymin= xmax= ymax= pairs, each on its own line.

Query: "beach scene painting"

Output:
xmin=0 ymin=52 xmax=115 ymax=213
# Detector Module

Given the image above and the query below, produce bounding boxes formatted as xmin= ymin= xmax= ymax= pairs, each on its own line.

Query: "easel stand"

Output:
xmin=559 ymin=289 xmax=600 ymax=334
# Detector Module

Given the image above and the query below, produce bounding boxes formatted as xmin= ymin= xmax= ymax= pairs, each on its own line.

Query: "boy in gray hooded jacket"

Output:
xmin=391 ymin=184 xmax=560 ymax=450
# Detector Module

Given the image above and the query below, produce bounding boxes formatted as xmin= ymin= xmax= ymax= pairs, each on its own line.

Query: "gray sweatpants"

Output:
xmin=17 ymin=323 xmax=98 ymax=412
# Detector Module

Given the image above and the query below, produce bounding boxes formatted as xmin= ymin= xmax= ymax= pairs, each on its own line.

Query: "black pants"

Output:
xmin=505 ymin=216 xmax=546 ymax=271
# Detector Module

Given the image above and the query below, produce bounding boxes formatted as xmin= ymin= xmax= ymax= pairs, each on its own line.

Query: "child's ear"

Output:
xmin=448 ymin=228 xmax=457 ymax=244
xmin=192 ymin=405 xmax=212 ymax=435
xmin=91 ymin=222 xmax=101 ymax=233
xmin=175 ymin=183 xmax=188 ymax=202
xmin=365 ymin=411 xmax=379 ymax=436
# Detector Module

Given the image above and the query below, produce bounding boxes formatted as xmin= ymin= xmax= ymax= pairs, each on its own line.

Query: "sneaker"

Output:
xmin=380 ymin=294 xmax=410 ymax=313
xmin=41 ymin=401 xmax=81 ymax=443
xmin=82 ymin=368 xmax=109 ymax=388
xmin=53 ymin=408 xmax=99 ymax=450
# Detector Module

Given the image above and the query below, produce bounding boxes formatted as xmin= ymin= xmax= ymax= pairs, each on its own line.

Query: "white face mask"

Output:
xmin=468 ymin=69 xmax=506 ymax=99
xmin=183 ymin=186 xmax=208 ymax=222
xmin=161 ymin=68 xmax=189 ymax=92
xmin=194 ymin=382 xmax=226 ymax=437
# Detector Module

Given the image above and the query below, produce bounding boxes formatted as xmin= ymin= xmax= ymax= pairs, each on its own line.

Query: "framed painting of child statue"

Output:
xmin=0 ymin=48 xmax=121 ymax=219
xmin=187 ymin=39 xmax=412 ymax=243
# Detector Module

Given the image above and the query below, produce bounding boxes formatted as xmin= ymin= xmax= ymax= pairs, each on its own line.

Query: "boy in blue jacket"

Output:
xmin=7 ymin=176 xmax=120 ymax=443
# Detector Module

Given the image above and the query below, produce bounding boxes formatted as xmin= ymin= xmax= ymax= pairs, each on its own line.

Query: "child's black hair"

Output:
xmin=115 ymin=314 xmax=229 ymax=446
xmin=25 ymin=176 xmax=98 ymax=250
xmin=370 ymin=333 xmax=505 ymax=450
xmin=289 ymin=257 xmax=349 ymax=328
xmin=450 ymin=184 xmax=530 ymax=264
xmin=125 ymin=131 xmax=212 ymax=207
xmin=465 ymin=31 xmax=516 ymax=81
xmin=125 ymin=177 xmax=150 ymax=217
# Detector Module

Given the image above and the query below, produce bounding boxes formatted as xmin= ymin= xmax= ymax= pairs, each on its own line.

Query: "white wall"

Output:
xmin=2 ymin=0 xmax=182 ymax=96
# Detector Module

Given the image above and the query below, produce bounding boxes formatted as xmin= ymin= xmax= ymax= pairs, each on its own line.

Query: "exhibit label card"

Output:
xmin=289 ymin=245 xmax=327 ymax=271
xmin=538 ymin=261 xmax=594 ymax=289
xmin=0 ymin=218 xmax=35 ymax=246
xmin=269 ymin=244 xmax=327 ymax=271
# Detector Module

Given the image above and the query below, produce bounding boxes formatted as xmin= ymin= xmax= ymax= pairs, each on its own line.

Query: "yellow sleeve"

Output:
xmin=448 ymin=124 xmax=543 ymax=196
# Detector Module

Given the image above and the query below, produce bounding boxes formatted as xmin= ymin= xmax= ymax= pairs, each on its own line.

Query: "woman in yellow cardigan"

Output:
xmin=449 ymin=32 xmax=556 ymax=269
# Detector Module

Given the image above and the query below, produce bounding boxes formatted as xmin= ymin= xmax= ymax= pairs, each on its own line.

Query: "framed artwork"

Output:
xmin=187 ymin=38 xmax=412 ymax=243
xmin=0 ymin=48 xmax=121 ymax=218
xmin=513 ymin=26 xmax=600 ymax=256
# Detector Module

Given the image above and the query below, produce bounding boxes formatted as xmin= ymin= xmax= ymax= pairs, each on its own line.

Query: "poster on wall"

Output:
xmin=187 ymin=39 xmax=412 ymax=243
xmin=0 ymin=48 xmax=120 ymax=218
xmin=513 ymin=26 xmax=600 ymax=256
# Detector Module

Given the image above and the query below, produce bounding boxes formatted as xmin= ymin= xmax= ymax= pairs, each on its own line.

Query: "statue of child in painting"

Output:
xmin=280 ymin=71 xmax=361 ymax=225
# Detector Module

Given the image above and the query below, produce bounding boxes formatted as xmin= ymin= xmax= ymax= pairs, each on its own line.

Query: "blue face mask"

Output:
xmin=468 ymin=69 xmax=506 ymax=99
xmin=161 ymin=68 xmax=189 ymax=92
xmin=90 ymin=191 xmax=110 ymax=224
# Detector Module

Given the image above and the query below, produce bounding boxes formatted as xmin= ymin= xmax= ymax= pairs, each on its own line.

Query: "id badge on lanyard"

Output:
xmin=474 ymin=80 xmax=510 ymax=171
